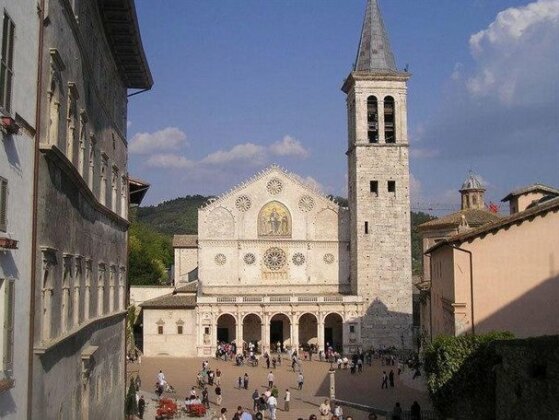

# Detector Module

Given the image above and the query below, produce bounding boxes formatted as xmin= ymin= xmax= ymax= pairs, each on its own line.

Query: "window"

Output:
xmin=364 ymin=221 xmax=369 ymax=234
xmin=367 ymin=96 xmax=379 ymax=143
xmin=157 ymin=326 xmax=163 ymax=335
xmin=0 ymin=13 xmax=15 ymax=113
xmin=1 ymin=278 xmax=15 ymax=377
xmin=0 ymin=177 xmax=7 ymax=232
xmin=177 ymin=325 xmax=183 ymax=335
xmin=204 ymin=327 xmax=210 ymax=335
xmin=349 ymin=325 xmax=355 ymax=333
xmin=384 ymin=96 xmax=395 ymax=143
xmin=370 ymin=180 xmax=378 ymax=195
xmin=388 ymin=181 xmax=396 ymax=194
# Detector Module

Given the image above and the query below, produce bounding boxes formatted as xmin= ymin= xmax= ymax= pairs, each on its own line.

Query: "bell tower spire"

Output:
xmin=344 ymin=0 xmax=413 ymax=349
xmin=355 ymin=0 xmax=397 ymax=72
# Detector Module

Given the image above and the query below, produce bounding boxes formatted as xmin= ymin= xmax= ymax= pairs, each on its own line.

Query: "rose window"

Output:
xmin=292 ymin=252 xmax=305 ymax=266
xmin=235 ymin=195 xmax=252 ymax=212
xmin=263 ymin=247 xmax=287 ymax=270
xmin=215 ymin=254 xmax=227 ymax=265
xmin=323 ymin=253 xmax=335 ymax=264
xmin=243 ymin=253 xmax=256 ymax=265
xmin=266 ymin=178 xmax=283 ymax=195
xmin=298 ymin=195 xmax=315 ymax=212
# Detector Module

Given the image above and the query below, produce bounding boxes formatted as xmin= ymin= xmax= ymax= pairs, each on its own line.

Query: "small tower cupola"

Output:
xmin=460 ymin=172 xmax=486 ymax=210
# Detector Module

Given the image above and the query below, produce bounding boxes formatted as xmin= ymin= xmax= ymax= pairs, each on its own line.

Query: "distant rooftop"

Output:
xmin=129 ymin=177 xmax=150 ymax=206
xmin=418 ymin=208 xmax=501 ymax=231
xmin=461 ymin=172 xmax=485 ymax=191
xmin=501 ymin=184 xmax=559 ymax=202
xmin=173 ymin=235 xmax=198 ymax=248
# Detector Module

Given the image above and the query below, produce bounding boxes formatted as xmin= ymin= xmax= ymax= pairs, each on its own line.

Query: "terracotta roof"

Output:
xmin=173 ymin=235 xmax=198 ymax=248
xmin=141 ymin=293 xmax=197 ymax=309
xmin=175 ymin=281 xmax=198 ymax=293
xmin=418 ymin=209 xmax=501 ymax=231
xmin=425 ymin=197 xmax=559 ymax=254
xmin=129 ymin=177 xmax=150 ymax=206
xmin=501 ymin=184 xmax=559 ymax=202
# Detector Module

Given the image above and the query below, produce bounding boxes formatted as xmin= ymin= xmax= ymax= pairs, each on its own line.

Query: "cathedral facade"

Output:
xmin=140 ymin=0 xmax=412 ymax=357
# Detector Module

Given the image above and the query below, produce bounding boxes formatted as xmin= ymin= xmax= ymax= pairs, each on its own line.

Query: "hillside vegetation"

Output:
xmin=129 ymin=195 xmax=435 ymax=285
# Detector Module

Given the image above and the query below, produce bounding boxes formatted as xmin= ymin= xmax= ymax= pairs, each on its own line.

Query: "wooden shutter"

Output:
xmin=0 ymin=178 xmax=7 ymax=232
xmin=3 ymin=279 xmax=15 ymax=373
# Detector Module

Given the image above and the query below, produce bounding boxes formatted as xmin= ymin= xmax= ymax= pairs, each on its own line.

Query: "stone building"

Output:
xmin=140 ymin=0 xmax=413 ymax=357
xmin=0 ymin=1 xmax=39 ymax=417
xmin=423 ymin=185 xmax=559 ymax=339
xmin=29 ymin=1 xmax=151 ymax=419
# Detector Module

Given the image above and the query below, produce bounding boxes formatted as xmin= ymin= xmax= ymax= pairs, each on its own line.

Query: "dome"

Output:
xmin=461 ymin=172 xmax=484 ymax=190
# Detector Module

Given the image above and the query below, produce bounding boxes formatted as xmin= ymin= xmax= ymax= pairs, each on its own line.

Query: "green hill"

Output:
xmin=130 ymin=195 xmax=434 ymax=285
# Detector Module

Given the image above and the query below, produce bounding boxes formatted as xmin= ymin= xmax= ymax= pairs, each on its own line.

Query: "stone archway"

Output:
xmin=270 ymin=313 xmax=291 ymax=352
xmin=243 ymin=313 xmax=262 ymax=351
xmin=298 ymin=313 xmax=318 ymax=350
xmin=216 ymin=313 xmax=236 ymax=344
xmin=324 ymin=312 xmax=343 ymax=351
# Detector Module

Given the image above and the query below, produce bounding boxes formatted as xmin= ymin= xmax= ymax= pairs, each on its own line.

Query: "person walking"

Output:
xmin=267 ymin=394 xmax=278 ymax=420
xmin=215 ymin=385 xmax=222 ymax=406
xmin=319 ymin=399 xmax=331 ymax=420
xmin=392 ymin=402 xmax=402 ymax=420
xmin=284 ymin=389 xmax=291 ymax=412
xmin=381 ymin=371 xmax=388 ymax=389
xmin=334 ymin=403 xmax=343 ymax=420
xmin=389 ymin=369 xmax=395 ymax=388
xmin=297 ymin=372 xmax=304 ymax=390
xmin=201 ymin=387 xmax=210 ymax=409
xmin=243 ymin=373 xmax=249 ymax=390
xmin=137 ymin=395 xmax=145 ymax=419
xmin=410 ymin=401 xmax=421 ymax=420
xmin=215 ymin=368 xmax=221 ymax=386
xmin=252 ymin=389 xmax=260 ymax=411
xmin=218 ymin=407 xmax=227 ymax=420
xmin=267 ymin=371 xmax=275 ymax=388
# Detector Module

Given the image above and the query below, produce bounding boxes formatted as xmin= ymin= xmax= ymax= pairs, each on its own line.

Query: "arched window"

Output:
xmin=384 ymin=96 xmax=395 ymax=143
xmin=367 ymin=96 xmax=378 ymax=143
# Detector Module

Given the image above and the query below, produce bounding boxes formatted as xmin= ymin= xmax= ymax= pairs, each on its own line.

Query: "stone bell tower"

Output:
xmin=343 ymin=0 xmax=413 ymax=348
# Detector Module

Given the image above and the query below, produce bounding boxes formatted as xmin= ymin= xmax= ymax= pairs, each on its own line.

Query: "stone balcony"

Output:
xmin=197 ymin=294 xmax=363 ymax=305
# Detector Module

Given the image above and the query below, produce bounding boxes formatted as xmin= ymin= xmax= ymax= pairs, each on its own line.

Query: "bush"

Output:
xmin=423 ymin=331 xmax=514 ymax=418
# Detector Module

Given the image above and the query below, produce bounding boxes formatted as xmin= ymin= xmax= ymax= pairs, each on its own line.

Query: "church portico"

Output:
xmin=195 ymin=294 xmax=363 ymax=357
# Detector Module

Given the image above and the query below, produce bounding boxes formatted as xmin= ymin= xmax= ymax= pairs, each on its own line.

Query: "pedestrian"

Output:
xmin=218 ymin=407 xmax=227 ymax=420
xmin=297 ymin=372 xmax=304 ymax=390
xmin=410 ymin=401 xmax=421 ymax=420
xmin=389 ymin=369 xmax=395 ymax=387
xmin=157 ymin=370 xmax=166 ymax=386
xmin=215 ymin=368 xmax=222 ymax=386
xmin=392 ymin=402 xmax=402 ymax=420
xmin=284 ymin=389 xmax=291 ymax=412
xmin=137 ymin=395 xmax=145 ymax=419
xmin=238 ymin=376 xmax=243 ymax=389
xmin=252 ymin=389 xmax=260 ymax=411
xmin=272 ymin=358 xmax=277 ymax=369
xmin=201 ymin=387 xmax=210 ymax=408
xmin=319 ymin=399 xmax=331 ymax=420
xmin=243 ymin=373 xmax=249 ymax=390
xmin=334 ymin=403 xmax=343 ymax=419
xmin=267 ymin=394 xmax=278 ymax=420
xmin=271 ymin=385 xmax=279 ymax=398
xmin=381 ymin=371 xmax=388 ymax=389
xmin=266 ymin=355 xmax=271 ymax=369
xmin=215 ymin=385 xmax=222 ymax=406
xmin=267 ymin=371 xmax=275 ymax=388
xmin=135 ymin=375 xmax=142 ymax=392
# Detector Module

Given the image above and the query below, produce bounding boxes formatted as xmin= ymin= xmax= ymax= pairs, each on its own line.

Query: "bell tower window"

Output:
xmin=384 ymin=96 xmax=395 ymax=143
xmin=367 ymin=96 xmax=378 ymax=143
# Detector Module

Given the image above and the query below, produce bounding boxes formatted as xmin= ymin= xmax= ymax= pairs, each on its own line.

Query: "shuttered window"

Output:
xmin=0 ymin=13 xmax=15 ymax=113
xmin=0 ymin=177 xmax=7 ymax=232
xmin=2 ymin=279 xmax=15 ymax=375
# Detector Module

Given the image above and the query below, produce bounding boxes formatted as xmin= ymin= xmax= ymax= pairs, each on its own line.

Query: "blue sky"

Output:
xmin=128 ymin=0 xmax=559 ymax=212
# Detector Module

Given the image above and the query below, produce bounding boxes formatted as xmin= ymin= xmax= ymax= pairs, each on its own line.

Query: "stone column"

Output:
xmin=317 ymin=316 xmax=325 ymax=353
xmin=236 ymin=318 xmax=243 ymax=349
xmin=291 ymin=315 xmax=299 ymax=352
xmin=329 ymin=369 xmax=336 ymax=400
xmin=378 ymin=98 xmax=385 ymax=143
xmin=262 ymin=313 xmax=270 ymax=354
xmin=260 ymin=317 xmax=266 ymax=354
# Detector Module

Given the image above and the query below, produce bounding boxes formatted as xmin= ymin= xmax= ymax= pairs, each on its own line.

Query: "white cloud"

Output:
xmin=293 ymin=175 xmax=325 ymax=192
xmin=129 ymin=127 xmax=188 ymax=155
xmin=146 ymin=153 xmax=194 ymax=169
xmin=200 ymin=143 xmax=267 ymax=166
xmin=269 ymin=135 xmax=310 ymax=158
xmin=410 ymin=148 xmax=440 ymax=159
xmin=467 ymin=0 xmax=559 ymax=105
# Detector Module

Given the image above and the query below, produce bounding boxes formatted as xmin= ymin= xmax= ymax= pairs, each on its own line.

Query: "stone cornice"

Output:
xmin=342 ymin=71 xmax=411 ymax=93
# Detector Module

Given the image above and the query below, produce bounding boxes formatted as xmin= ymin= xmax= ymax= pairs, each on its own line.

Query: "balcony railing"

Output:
xmin=198 ymin=295 xmax=362 ymax=304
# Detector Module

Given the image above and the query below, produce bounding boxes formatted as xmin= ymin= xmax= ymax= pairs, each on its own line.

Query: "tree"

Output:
xmin=125 ymin=377 xmax=138 ymax=419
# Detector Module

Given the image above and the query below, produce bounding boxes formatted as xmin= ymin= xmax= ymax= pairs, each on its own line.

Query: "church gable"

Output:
xmin=198 ymin=165 xmax=346 ymax=241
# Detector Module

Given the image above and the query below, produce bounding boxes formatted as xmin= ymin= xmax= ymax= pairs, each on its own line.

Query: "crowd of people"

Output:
xmin=136 ymin=342 xmax=425 ymax=419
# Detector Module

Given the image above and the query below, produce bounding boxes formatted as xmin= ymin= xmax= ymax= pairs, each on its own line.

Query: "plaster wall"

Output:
xmin=143 ymin=308 xmax=197 ymax=357
xmin=130 ymin=286 xmax=174 ymax=307
xmin=0 ymin=1 xmax=39 ymax=417
xmin=174 ymin=247 xmax=198 ymax=284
